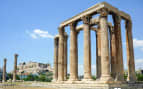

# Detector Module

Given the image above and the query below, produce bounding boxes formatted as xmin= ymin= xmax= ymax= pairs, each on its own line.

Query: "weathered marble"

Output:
xmin=64 ymin=32 xmax=68 ymax=80
xmin=96 ymin=27 xmax=101 ymax=79
xmin=13 ymin=54 xmax=18 ymax=82
xmin=82 ymin=16 xmax=92 ymax=81
xmin=113 ymin=15 xmax=124 ymax=81
xmin=69 ymin=23 xmax=78 ymax=81
xmin=109 ymin=26 xmax=117 ymax=79
xmin=53 ymin=35 xmax=59 ymax=81
xmin=57 ymin=27 xmax=65 ymax=81
xmin=2 ymin=58 xmax=7 ymax=82
xmin=125 ymin=20 xmax=136 ymax=82
xmin=99 ymin=9 xmax=113 ymax=82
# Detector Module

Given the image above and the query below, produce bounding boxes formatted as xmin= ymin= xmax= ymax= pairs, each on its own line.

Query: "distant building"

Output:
xmin=17 ymin=61 xmax=53 ymax=76
xmin=0 ymin=68 xmax=2 ymax=81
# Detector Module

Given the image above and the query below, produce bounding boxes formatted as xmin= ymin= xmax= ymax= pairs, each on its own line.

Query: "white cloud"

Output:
xmin=133 ymin=39 xmax=143 ymax=47
xmin=30 ymin=33 xmax=38 ymax=39
xmin=26 ymin=29 xmax=54 ymax=39
xmin=135 ymin=59 xmax=143 ymax=70
xmin=132 ymin=38 xmax=143 ymax=51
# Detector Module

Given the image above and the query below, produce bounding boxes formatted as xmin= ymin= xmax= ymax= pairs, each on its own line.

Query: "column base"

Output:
xmin=52 ymin=79 xmax=58 ymax=82
xmin=67 ymin=78 xmax=79 ymax=83
xmin=127 ymin=80 xmax=136 ymax=84
xmin=81 ymin=78 xmax=94 ymax=83
xmin=95 ymin=78 xmax=100 ymax=81
xmin=68 ymin=78 xmax=78 ymax=81
xmin=127 ymin=76 xmax=136 ymax=83
xmin=82 ymin=78 xmax=93 ymax=81
xmin=12 ymin=80 xmax=16 ymax=82
xmin=56 ymin=80 xmax=64 ymax=83
xmin=99 ymin=75 xmax=114 ymax=83
xmin=64 ymin=77 xmax=68 ymax=81
xmin=2 ymin=80 xmax=6 ymax=83
xmin=69 ymin=76 xmax=78 ymax=81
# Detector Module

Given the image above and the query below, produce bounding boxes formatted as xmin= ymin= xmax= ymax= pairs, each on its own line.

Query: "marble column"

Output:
xmin=64 ymin=32 xmax=68 ymax=80
xmin=82 ymin=16 xmax=92 ymax=80
xmin=13 ymin=54 xmax=18 ymax=82
xmin=53 ymin=35 xmax=59 ymax=81
xmin=109 ymin=26 xmax=117 ymax=79
xmin=57 ymin=27 xmax=65 ymax=81
xmin=69 ymin=22 xmax=78 ymax=81
xmin=2 ymin=58 xmax=7 ymax=82
xmin=125 ymin=20 xmax=136 ymax=82
xmin=99 ymin=9 xmax=113 ymax=82
xmin=96 ymin=27 xmax=101 ymax=79
xmin=113 ymin=15 xmax=124 ymax=81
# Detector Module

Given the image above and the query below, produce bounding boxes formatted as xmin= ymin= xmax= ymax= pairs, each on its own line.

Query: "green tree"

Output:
xmin=7 ymin=73 xmax=13 ymax=80
xmin=137 ymin=74 xmax=143 ymax=81
xmin=23 ymin=74 xmax=35 ymax=81
xmin=39 ymin=74 xmax=46 ymax=81
xmin=23 ymin=72 xmax=53 ymax=82
xmin=34 ymin=75 xmax=39 ymax=81
xmin=16 ymin=75 xmax=20 ymax=80
xmin=124 ymin=74 xmax=128 ymax=80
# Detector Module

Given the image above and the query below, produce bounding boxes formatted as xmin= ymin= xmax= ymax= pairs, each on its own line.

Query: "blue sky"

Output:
xmin=0 ymin=0 xmax=143 ymax=75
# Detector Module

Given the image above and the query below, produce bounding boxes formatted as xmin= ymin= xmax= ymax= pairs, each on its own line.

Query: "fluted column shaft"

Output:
xmin=13 ymin=54 xmax=18 ymax=82
xmin=99 ymin=9 xmax=113 ymax=81
xmin=113 ymin=15 xmax=124 ymax=81
xmin=82 ymin=16 xmax=92 ymax=80
xmin=125 ymin=20 xmax=136 ymax=82
xmin=110 ymin=27 xmax=117 ymax=79
xmin=69 ymin=23 xmax=78 ymax=81
xmin=3 ymin=58 xmax=7 ymax=82
xmin=64 ymin=33 xmax=68 ymax=80
xmin=53 ymin=36 xmax=59 ymax=81
xmin=58 ymin=27 xmax=65 ymax=81
xmin=96 ymin=29 xmax=101 ymax=79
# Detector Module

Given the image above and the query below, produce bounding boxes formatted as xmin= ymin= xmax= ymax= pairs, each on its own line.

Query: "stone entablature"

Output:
xmin=60 ymin=2 xmax=131 ymax=27
xmin=17 ymin=61 xmax=53 ymax=75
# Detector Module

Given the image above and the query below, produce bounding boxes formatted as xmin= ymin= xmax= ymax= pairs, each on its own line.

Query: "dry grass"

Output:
xmin=1 ymin=86 xmax=55 ymax=89
xmin=0 ymin=82 xmax=55 ymax=89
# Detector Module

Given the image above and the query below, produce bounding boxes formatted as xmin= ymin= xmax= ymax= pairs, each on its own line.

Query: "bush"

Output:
xmin=23 ymin=74 xmax=35 ymax=81
xmin=92 ymin=76 xmax=96 ymax=80
xmin=39 ymin=74 xmax=52 ymax=82
xmin=23 ymin=73 xmax=53 ymax=82
xmin=16 ymin=75 xmax=20 ymax=80
xmin=137 ymin=74 xmax=143 ymax=81
xmin=124 ymin=74 xmax=128 ymax=80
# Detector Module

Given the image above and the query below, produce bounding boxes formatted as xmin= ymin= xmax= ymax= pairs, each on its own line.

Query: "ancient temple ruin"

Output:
xmin=51 ymin=2 xmax=143 ymax=89
xmin=53 ymin=2 xmax=136 ymax=83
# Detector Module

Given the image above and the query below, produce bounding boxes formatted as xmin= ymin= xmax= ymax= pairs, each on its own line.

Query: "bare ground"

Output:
xmin=1 ymin=86 xmax=55 ymax=89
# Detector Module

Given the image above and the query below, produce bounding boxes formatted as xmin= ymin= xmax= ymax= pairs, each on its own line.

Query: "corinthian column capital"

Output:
xmin=4 ymin=58 xmax=7 ymax=62
xmin=69 ymin=22 xmax=77 ymax=31
xmin=98 ymin=8 xmax=108 ymax=17
xmin=58 ymin=27 xmax=64 ymax=36
xmin=15 ymin=54 xmax=18 ymax=57
xmin=81 ymin=16 xmax=91 ymax=24
xmin=112 ymin=14 xmax=121 ymax=25
xmin=125 ymin=20 xmax=132 ymax=32
xmin=54 ymin=35 xmax=59 ymax=46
